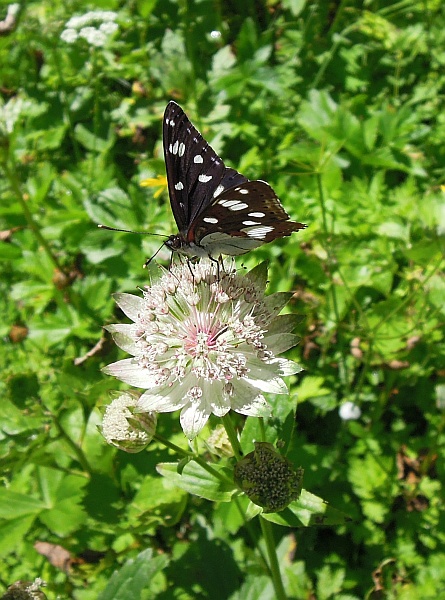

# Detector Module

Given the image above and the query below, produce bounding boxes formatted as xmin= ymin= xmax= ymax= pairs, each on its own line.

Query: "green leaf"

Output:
xmin=37 ymin=467 xmax=88 ymax=536
xmin=156 ymin=461 xmax=236 ymax=502
xmin=0 ymin=490 xmax=46 ymax=519
xmin=127 ymin=475 xmax=187 ymax=529
xmin=97 ymin=548 xmax=169 ymax=600
xmin=74 ymin=124 xmax=116 ymax=153
xmin=261 ymin=490 xmax=351 ymax=527
xmin=282 ymin=0 xmax=307 ymax=17
xmin=0 ymin=515 xmax=36 ymax=558
xmin=0 ymin=243 xmax=21 ymax=259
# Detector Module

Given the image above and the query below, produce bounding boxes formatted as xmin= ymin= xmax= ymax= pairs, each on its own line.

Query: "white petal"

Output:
xmin=102 ymin=358 xmax=161 ymax=388
xmin=271 ymin=358 xmax=303 ymax=376
xmin=236 ymin=395 xmax=271 ymax=418
xmin=262 ymin=333 xmax=299 ymax=354
xmin=243 ymin=372 xmax=288 ymax=394
xmin=244 ymin=261 xmax=268 ymax=291
xmin=230 ymin=379 xmax=271 ymax=414
xmin=263 ymin=292 xmax=292 ymax=319
xmin=137 ymin=374 xmax=196 ymax=413
xmin=104 ymin=323 xmax=137 ymax=336
xmin=113 ymin=293 xmax=145 ymax=321
xmin=230 ymin=380 xmax=272 ymax=417
xmin=104 ymin=324 xmax=138 ymax=354
xmin=206 ymin=381 xmax=230 ymax=417
xmin=266 ymin=314 xmax=301 ymax=335
xmin=180 ymin=401 xmax=212 ymax=439
xmin=138 ymin=388 xmax=187 ymax=412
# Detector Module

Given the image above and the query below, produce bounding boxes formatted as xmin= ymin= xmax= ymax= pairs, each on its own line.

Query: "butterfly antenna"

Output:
xmin=98 ymin=224 xmax=167 ymax=238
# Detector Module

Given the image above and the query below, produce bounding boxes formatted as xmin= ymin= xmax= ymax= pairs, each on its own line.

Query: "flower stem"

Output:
xmin=260 ymin=516 xmax=288 ymax=600
xmin=221 ymin=412 xmax=242 ymax=460
xmin=316 ymin=172 xmax=350 ymax=394
xmin=154 ymin=432 xmax=270 ymax=569
xmin=154 ymin=433 xmax=234 ymax=487
xmin=53 ymin=416 xmax=93 ymax=474
xmin=5 ymin=162 xmax=65 ymax=272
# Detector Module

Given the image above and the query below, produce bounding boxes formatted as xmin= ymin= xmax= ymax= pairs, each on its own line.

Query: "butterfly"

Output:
xmin=163 ymin=101 xmax=306 ymax=258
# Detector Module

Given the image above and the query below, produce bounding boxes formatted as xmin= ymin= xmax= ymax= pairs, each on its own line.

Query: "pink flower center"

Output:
xmin=184 ymin=327 xmax=219 ymax=357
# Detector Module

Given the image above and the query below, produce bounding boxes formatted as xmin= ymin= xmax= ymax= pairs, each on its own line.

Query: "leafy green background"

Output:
xmin=1 ymin=0 xmax=444 ymax=598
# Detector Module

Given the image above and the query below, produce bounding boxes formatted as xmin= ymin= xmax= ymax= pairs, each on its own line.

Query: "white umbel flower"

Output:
xmin=103 ymin=259 xmax=302 ymax=439
xmin=60 ymin=10 xmax=118 ymax=47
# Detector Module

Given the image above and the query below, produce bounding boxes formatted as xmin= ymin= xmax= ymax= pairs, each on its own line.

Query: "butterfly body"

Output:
xmin=163 ymin=101 xmax=306 ymax=257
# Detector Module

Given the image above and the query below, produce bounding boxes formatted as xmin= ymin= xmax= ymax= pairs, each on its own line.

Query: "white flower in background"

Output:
xmin=60 ymin=28 xmax=78 ymax=43
xmin=339 ymin=401 xmax=362 ymax=421
xmin=60 ymin=10 xmax=118 ymax=47
xmin=0 ymin=96 xmax=32 ymax=135
xmin=100 ymin=390 xmax=157 ymax=453
xmin=103 ymin=259 xmax=302 ymax=439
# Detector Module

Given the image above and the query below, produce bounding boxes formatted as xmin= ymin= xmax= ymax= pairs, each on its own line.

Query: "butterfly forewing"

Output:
xmin=163 ymin=102 xmax=228 ymax=231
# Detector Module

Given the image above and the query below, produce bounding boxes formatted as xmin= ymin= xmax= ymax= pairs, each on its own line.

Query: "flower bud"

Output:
xmin=100 ymin=391 xmax=157 ymax=453
xmin=234 ymin=442 xmax=303 ymax=513
xmin=2 ymin=578 xmax=47 ymax=600
xmin=206 ymin=425 xmax=234 ymax=457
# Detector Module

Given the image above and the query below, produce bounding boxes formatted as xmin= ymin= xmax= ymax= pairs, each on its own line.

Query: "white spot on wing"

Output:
xmin=213 ymin=185 xmax=225 ymax=198
xmin=194 ymin=155 xmax=204 ymax=163
xmin=239 ymin=189 xmax=249 ymax=194
xmin=175 ymin=182 xmax=184 ymax=190
xmin=217 ymin=199 xmax=248 ymax=210
xmin=169 ymin=120 xmax=175 ymax=127
xmin=229 ymin=202 xmax=248 ymax=211
xmin=199 ymin=174 xmax=212 ymax=183
xmin=171 ymin=140 xmax=179 ymax=155
xmin=248 ymin=211 xmax=265 ymax=218
xmin=178 ymin=142 xmax=185 ymax=157
xmin=242 ymin=220 xmax=261 ymax=226
xmin=244 ymin=225 xmax=274 ymax=238
xmin=203 ymin=217 xmax=218 ymax=224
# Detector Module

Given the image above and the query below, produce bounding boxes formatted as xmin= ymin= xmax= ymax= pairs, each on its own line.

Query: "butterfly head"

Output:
xmin=164 ymin=233 xmax=211 ymax=258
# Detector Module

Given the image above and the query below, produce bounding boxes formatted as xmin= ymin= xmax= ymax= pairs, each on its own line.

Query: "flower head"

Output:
xmin=234 ymin=442 xmax=304 ymax=512
xmin=60 ymin=10 xmax=118 ymax=47
xmin=3 ymin=578 xmax=47 ymax=600
xmin=103 ymin=259 xmax=302 ymax=439
xmin=339 ymin=401 xmax=361 ymax=421
xmin=100 ymin=391 xmax=157 ymax=452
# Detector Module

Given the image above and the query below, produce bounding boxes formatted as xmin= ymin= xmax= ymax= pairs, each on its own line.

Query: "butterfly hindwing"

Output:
xmin=190 ymin=180 xmax=306 ymax=249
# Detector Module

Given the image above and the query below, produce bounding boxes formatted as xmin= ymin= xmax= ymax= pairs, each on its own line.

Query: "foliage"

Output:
xmin=1 ymin=0 xmax=444 ymax=598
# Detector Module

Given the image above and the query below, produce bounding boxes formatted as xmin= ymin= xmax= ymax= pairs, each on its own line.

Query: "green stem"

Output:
xmin=51 ymin=45 xmax=82 ymax=164
xmin=316 ymin=173 xmax=351 ymax=393
xmin=260 ymin=516 xmax=287 ymax=600
xmin=154 ymin=433 xmax=270 ymax=569
xmin=53 ymin=416 xmax=93 ymax=474
xmin=89 ymin=48 xmax=100 ymax=183
xmin=258 ymin=417 xmax=267 ymax=441
xmin=5 ymin=163 xmax=64 ymax=272
xmin=312 ymin=23 xmax=356 ymax=89
xmin=154 ymin=433 xmax=234 ymax=487
xmin=221 ymin=412 xmax=242 ymax=460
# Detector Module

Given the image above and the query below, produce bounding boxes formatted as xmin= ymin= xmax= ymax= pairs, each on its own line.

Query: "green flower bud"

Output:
xmin=234 ymin=442 xmax=303 ymax=513
xmin=100 ymin=391 xmax=157 ymax=453
xmin=206 ymin=425 xmax=234 ymax=457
